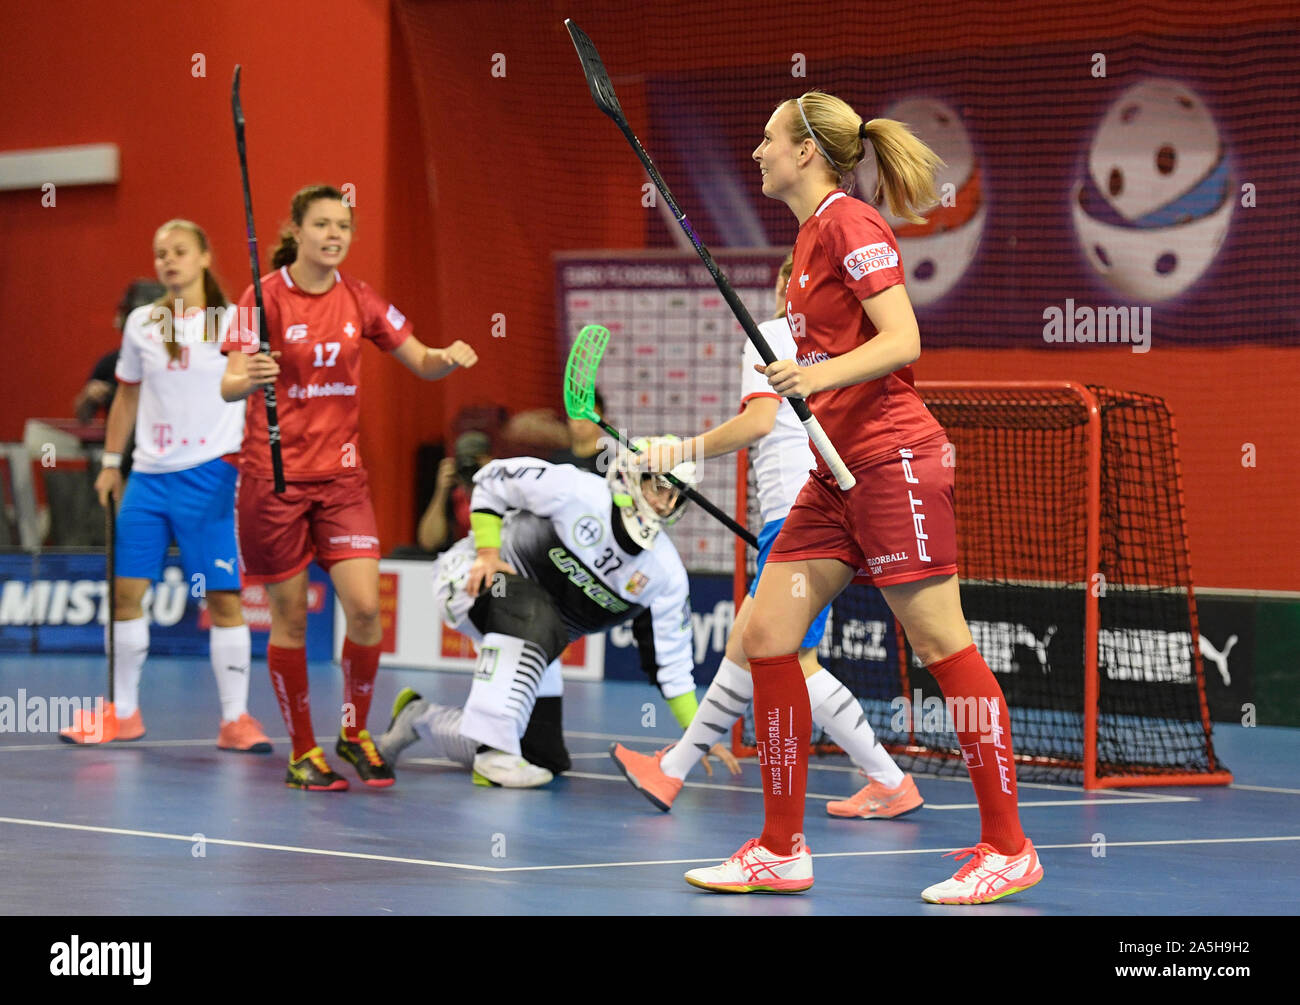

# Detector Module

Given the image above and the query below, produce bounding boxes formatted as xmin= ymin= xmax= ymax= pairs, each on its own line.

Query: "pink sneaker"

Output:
xmin=217 ymin=713 xmax=273 ymax=753
xmin=685 ymin=838 xmax=814 ymax=894
xmin=610 ymin=743 xmax=683 ymax=812
xmin=921 ymin=839 xmax=1044 ymax=904
xmin=827 ymin=773 xmax=923 ymax=819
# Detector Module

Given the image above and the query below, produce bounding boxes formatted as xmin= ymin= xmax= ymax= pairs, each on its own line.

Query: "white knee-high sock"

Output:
xmin=109 ymin=617 xmax=149 ymax=718
xmin=806 ymin=669 xmax=905 ymax=788
xmin=459 ymin=632 xmax=547 ymax=755
xmin=413 ymin=702 xmax=479 ymax=767
xmin=660 ymin=657 xmax=753 ymax=780
xmin=209 ymin=624 xmax=252 ymax=721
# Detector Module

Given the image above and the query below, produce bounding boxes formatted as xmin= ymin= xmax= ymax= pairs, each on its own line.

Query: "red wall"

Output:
xmin=0 ymin=0 xmax=435 ymax=548
xmin=3 ymin=0 xmax=1296 ymax=589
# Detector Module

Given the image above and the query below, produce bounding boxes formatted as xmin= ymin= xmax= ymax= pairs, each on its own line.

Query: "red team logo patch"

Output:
xmin=842 ymin=242 xmax=900 ymax=280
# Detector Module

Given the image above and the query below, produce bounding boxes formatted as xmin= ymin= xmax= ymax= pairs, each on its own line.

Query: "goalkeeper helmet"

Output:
xmin=606 ymin=436 xmax=698 ymax=549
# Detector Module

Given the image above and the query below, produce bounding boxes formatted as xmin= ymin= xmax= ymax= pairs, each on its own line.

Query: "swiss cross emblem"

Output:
xmin=799 ymin=273 xmax=810 ymax=288
xmin=344 ymin=322 xmax=357 ymax=338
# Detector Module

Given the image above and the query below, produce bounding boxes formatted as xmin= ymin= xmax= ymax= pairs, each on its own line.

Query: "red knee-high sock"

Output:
xmin=927 ymin=643 xmax=1026 ymax=854
xmin=341 ymin=638 xmax=381 ymax=742
xmin=750 ymin=653 xmax=811 ymax=856
xmin=267 ymin=644 xmax=314 ymax=760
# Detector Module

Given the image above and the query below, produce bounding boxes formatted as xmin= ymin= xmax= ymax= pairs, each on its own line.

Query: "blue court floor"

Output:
xmin=2 ymin=655 xmax=1297 ymax=915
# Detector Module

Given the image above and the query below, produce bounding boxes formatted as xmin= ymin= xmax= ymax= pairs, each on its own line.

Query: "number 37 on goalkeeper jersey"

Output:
xmin=436 ymin=458 xmax=695 ymax=690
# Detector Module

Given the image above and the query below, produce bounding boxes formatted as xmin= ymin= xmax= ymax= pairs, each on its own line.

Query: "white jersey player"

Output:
xmin=611 ymin=253 xmax=923 ymax=819
xmin=61 ymin=219 xmax=269 ymax=753
xmin=118 ymin=305 xmax=245 ymax=473
xmin=378 ymin=440 xmax=705 ymax=787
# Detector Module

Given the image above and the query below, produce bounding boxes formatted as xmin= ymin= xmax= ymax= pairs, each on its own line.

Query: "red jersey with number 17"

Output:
xmin=785 ymin=189 xmax=944 ymax=474
xmin=221 ymin=267 xmax=410 ymax=480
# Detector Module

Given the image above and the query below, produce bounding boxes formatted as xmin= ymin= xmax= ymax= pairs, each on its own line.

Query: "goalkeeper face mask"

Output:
xmin=607 ymin=436 xmax=697 ymax=549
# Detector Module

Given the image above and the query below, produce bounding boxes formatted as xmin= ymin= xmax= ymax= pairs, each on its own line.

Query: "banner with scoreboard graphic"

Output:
xmin=556 ymin=251 xmax=781 ymax=576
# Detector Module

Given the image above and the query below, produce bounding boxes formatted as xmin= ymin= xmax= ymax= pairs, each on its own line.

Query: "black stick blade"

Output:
xmin=565 ymin=19 xmax=624 ymax=122
xmin=231 ymin=64 xmax=245 ymax=130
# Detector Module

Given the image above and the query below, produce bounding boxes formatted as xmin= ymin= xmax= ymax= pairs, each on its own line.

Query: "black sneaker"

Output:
xmin=336 ymin=729 xmax=396 ymax=788
xmin=285 ymin=746 xmax=349 ymax=791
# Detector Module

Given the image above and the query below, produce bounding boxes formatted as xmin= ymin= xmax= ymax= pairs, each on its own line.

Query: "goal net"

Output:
xmin=733 ymin=383 xmax=1232 ymax=789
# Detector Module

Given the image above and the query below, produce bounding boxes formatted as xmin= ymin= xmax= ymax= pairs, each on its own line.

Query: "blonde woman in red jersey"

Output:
xmin=221 ymin=184 xmax=477 ymax=792
xmin=677 ymin=94 xmax=1042 ymax=902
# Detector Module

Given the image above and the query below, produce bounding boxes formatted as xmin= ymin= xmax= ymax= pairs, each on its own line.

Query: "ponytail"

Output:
xmin=270 ymin=230 xmax=298 ymax=269
xmin=785 ymin=92 xmax=945 ymax=225
xmin=773 ymin=250 xmax=794 ymax=319
xmin=862 ymin=118 xmax=944 ymax=225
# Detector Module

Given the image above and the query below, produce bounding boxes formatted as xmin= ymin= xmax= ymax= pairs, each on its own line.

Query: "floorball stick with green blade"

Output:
xmin=565 ymin=324 xmax=758 ymax=549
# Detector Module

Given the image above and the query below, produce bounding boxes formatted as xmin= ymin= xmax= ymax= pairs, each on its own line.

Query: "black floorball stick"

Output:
xmin=106 ymin=497 xmax=115 ymax=711
xmin=232 ymin=65 xmax=287 ymax=494
xmin=564 ymin=20 xmax=855 ymax=490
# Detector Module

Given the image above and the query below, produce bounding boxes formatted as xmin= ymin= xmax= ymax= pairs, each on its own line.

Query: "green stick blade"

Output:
xmin=564 ymin=324 xmax=610 ymax=422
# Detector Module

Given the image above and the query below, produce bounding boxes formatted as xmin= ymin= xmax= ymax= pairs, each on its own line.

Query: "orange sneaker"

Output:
xmin=610 ymin=743 xmax=683 ymax=812
xmin=115 ymin=708 xmax=146 ymax=741
xmin=217 ymin=713 xmax=273 ymax=753
xmin=59 ymin=701 xmax=121 ymax=744
xmin=59 ymin=703 xmax=145 ymax=744
xmin=826 ymin=773 xmax=923 ymax=819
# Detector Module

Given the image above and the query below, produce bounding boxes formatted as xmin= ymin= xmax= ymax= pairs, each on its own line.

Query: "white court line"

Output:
xmin=492 ymin=835 xmax=1300 ymax=872
xmin=0 ymin=814 xmax=1292 ymax=875
xmin=1230 ymin=783 xmax=1300 ymax=796
xmin=559 ymin=770 xmax=1196 ymax=808
xmin=2 ymin=735 xmax=1202 ymax=805
xmin=0 ymin=730 xmax=680 ymax=753
xmin=0 ymin=738 xmax=237 ymax=752
xmin=556 ymin=730 xmax=680 ymax=743
xmin=0 ymin=733 xmax=325 ymax=753
xmin=399 ymin=759 xmax=1193 ymax=808
xmin=592 ymin=738 xmax=1197 ymax=795
xmin=0 ymin=816 xmax=499 ymax=872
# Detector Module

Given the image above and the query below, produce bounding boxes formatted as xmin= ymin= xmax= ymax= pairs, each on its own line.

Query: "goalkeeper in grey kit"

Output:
xmin=378 ymin=439 xmax=708 ymax=787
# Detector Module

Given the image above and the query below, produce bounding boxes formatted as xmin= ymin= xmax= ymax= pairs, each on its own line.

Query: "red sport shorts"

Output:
xmin=768 ymin=433 xmax=958 ymax=587
xmin=235 ymin=468 xmax=381 ymax=584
